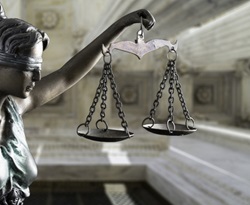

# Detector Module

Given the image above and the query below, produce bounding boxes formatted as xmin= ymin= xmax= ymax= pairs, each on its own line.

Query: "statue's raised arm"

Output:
xmin=9 ymin=7 xmax=155 ymax=114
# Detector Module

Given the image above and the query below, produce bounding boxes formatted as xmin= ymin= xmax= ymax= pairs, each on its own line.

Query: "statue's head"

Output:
xmin=0 ymin=3 xmax=49 ymax=71
xmin=0 ymin=4 xmax=50 ymax=98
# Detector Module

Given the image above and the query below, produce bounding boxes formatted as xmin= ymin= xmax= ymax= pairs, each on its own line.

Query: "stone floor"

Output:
xmin=170 ymin=122 xmax=250 ymax=184
xmin=24 ymin=121 xmax=250 ymax=205
xmin=25 ymin=182 xmax=172 ymax=205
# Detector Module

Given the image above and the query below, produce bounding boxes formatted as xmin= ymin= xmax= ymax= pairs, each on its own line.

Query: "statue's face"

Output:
xmin=0 ymin=41 xmax=43 ymax=98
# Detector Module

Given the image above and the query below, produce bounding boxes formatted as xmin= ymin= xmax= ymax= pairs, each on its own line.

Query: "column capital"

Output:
xmin=235 ymin=59 xmax=250 ymax=77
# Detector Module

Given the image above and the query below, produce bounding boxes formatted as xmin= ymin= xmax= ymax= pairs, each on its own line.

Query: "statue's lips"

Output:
xmin=26 ymin=83 xmax=35 ymax=92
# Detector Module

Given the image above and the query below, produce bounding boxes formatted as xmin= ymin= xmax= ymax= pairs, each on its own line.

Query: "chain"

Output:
xmin=168 ymin=60 xmax=175 ymax=123
xmin=142 ymin=47 xmax=195 ymax=131
xmin=83 ymin=45 xmax=194 ymax=135
xmin=146 ymin=65 xmax=170 ymax=122
xmin=170 ymin=47 xmax=195 ymax=129
xmin=99 ymin=64 xmax=108 ymax=122
xmin=82 ymin=50 xmax=130 ymax=135
xmin=175 ymin=70 xmax=191 ymax=121
xmin=83 ymin=53 xmax=110 ymax=128
xmin=84 ymin=69 xmax=104 ymax=127
xmin=166 ymin=47 xmax=178 ymax=132
xmin=106 ymin=58 xmax=130 ymax=134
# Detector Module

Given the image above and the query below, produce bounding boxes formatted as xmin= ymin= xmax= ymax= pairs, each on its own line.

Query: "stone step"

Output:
xmin=190 ymin=122 xmax=250 ymax=153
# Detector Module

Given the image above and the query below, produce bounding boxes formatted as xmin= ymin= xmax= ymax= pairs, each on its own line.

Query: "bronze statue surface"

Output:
xmin=0 ymin=3 xmax=154 ymax=204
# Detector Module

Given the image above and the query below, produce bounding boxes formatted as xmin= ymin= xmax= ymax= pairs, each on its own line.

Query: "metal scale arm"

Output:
xmin=103 ymin=29 xmax=178 ymax=59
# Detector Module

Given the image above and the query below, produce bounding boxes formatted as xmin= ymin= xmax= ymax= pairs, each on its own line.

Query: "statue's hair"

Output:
xmin=0 ymin=3 xmax=49 ymax=55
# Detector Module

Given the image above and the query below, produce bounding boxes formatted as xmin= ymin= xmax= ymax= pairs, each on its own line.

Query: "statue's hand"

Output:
xmin=120 ymin=9 xmax=155 ymax=31
xmin=136 ymin=9 xmax=155 ymax=30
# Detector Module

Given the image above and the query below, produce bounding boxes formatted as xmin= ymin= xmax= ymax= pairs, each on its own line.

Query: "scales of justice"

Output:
xmin=77 ymin=19 xmax=197 ymax=142
xmin=0 ymin=4 xmax=196 ymax=204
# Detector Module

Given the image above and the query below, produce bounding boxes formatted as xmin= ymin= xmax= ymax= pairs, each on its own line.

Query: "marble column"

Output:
xmin=235 ymin=59 xmax=250 ymax=126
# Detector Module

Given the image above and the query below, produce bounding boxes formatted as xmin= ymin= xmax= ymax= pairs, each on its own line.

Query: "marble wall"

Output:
xmin=1 ymin=0 xmax=249 ymax=129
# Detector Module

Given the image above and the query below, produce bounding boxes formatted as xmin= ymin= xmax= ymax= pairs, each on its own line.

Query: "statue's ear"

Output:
xmin=0 ymin=3 xmax=7 ymax=19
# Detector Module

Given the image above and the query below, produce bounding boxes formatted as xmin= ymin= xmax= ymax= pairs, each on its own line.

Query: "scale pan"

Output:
xmin=143 ymin=123 xmax=197 ymax=136
xmin=77 ymin=128 xmax=134 ymax=142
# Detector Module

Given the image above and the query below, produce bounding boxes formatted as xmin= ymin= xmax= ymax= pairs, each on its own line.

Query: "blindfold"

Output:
xmin=0 ymin=52 xmax=42 ymax=71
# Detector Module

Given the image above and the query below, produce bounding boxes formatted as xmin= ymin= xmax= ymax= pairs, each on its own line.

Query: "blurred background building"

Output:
xmin=2 ymin=0 xmax=250 ymax=204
